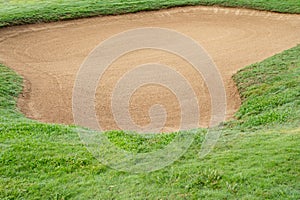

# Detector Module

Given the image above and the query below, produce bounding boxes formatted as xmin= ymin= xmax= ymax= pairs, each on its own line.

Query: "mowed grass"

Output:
xmin=1 ymin=43 xmax=300 ymax=198
xmin=0 ymin=0 xmax=300 ymax=27
xmin=230 ymin=45 xmax=300 ymax=130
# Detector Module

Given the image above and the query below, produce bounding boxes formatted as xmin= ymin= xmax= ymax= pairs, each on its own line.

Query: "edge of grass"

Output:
xmin=227 ymin=44 xmax=300 ymax=131
xmin=0 ymin=0 xmax=300 ymax=28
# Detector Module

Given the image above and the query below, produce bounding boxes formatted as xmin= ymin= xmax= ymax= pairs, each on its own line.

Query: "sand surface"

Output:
xmin=0 ymin=6 xmax=299 ymax=132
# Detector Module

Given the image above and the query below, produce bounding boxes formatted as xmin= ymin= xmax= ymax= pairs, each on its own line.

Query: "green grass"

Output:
xmin=1 ymin=45 xmax=300 ymax=199
xmin=229 ymin=45 xmax=300 ymax=130
xmin=0 ymin=0 xmax=300 ymax=27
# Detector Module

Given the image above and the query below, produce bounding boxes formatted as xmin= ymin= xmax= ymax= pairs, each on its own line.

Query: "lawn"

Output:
xmin=0 ymin=0 xmax=300 ymax=199
xmin=0 ymin=0 xmax=300 ymax=27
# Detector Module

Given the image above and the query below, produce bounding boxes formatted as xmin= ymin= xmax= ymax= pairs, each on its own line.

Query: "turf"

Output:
xmin=0 ymin=0 xmax=300 ymax=27
xmin=1 ymin=45 xmax=299 ymax=198
xmin=230 ymin=45 xmax=300 ymax=130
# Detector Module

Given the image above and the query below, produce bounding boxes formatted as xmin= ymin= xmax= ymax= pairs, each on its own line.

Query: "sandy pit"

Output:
xmin=0 ymin=6 xmax=299 ymax=132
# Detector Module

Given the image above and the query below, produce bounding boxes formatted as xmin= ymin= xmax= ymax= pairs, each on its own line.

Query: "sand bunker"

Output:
xmin=0 ymin=6 xmax=299 ymax=132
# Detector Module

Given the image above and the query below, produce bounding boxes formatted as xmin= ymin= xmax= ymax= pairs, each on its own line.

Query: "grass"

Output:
xmin=229 ymin=45 xmax=300 ymax=130
xmin=0 ymin=0 xmax=300 ymax=27
xmin=1 ymin=45 xmax=300 ymax=198
xmin=1 ymin=0 xmax=300 ymax=199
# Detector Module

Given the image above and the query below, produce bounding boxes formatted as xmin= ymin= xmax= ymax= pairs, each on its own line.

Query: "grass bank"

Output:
xmin=0 ymin=0 xmax=300 ymax=27
xmin=1 ymin=44 xmax=299 ymax=198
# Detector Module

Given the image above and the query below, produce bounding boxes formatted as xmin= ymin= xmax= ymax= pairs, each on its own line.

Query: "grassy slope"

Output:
xmin=0 ymin=0 xmax=300 ymax=27
xmin=230 ymin=45 xmax=300 ymax=130
xmin=1 ymin=45 xmax=299 ymax=199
